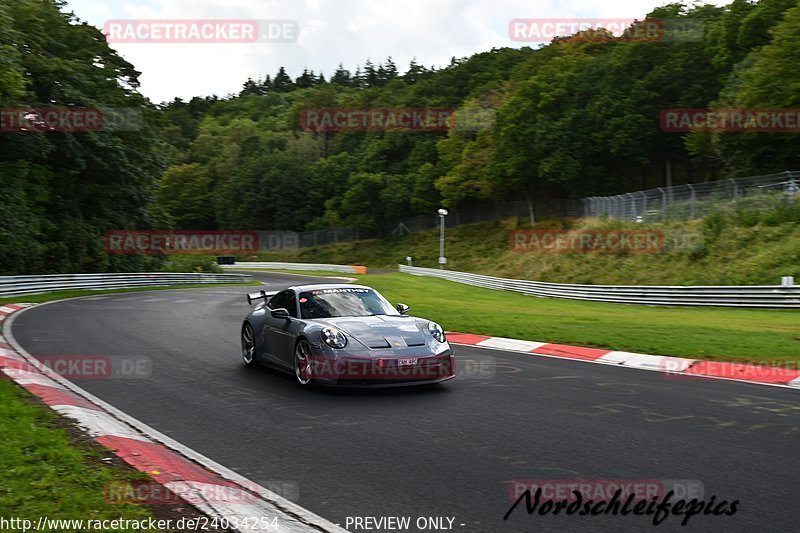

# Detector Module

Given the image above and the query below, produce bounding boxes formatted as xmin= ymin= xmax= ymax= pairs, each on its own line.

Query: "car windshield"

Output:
xmin=298 ymin=287 xmax=398 ymax=319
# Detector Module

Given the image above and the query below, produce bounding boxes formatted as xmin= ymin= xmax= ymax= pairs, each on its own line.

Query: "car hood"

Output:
xmin=320 ymin=315 xmax=427 ymax=349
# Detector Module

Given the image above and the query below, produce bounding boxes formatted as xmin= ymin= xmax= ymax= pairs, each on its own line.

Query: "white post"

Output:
xmin=437 ymin=208 xmax=448 ymax=269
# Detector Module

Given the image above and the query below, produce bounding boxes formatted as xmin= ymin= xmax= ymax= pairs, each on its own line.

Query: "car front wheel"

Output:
xmin=294 ymin=339 xmax=313 ymax=385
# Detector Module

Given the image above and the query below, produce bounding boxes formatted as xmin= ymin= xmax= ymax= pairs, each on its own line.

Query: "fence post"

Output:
xmin=658 ymin=188 xmax=666 ymax=221
xmin=627 ymin=193 xmax=635 ymax=221
xmin=687 ymin=184 xmax=696 ymax=219
xmin=786 ymin=171 xmax=798 ymax=203
xmin=640 ymin=191 xmax=647 ymax=222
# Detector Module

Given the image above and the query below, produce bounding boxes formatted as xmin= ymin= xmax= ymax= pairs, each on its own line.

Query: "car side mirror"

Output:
xmin=271 ymin=308 xmax=290 ymax=319
xmin=396 ymin=303 xmax=409 ymax=314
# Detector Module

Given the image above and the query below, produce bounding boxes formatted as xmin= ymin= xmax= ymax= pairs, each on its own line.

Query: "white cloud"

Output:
xmin=65 ymin=0 xmax=729 ymax=103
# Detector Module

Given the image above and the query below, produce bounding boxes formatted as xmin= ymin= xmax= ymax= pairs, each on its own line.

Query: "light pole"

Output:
xmin=437 ymin=208 xmax=448 ymax=269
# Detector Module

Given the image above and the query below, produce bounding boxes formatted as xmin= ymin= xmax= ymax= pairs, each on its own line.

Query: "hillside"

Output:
xmin=245 ymin=208 xmax=800 ymax=286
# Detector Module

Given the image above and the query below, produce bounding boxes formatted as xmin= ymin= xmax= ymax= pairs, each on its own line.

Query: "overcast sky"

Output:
xmin=65 ymin=0 xmax=728 ymax=104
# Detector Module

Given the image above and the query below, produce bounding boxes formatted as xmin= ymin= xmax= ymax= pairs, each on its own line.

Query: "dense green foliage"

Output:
xmin=0 ymin=0 xmax=166 ymax=274
xmin=1 ymin=0 xmax=799 ymax=275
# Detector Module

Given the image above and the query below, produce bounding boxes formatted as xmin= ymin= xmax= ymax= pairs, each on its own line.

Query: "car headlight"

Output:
xmin=428 ymin=322 xmax=446 ymax=343
xmin=321 ymin=327 xmax=347 ymax=349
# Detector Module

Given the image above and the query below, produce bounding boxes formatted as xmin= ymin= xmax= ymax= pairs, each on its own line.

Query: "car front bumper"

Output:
xmin=308 ymin=349 xmax=456 ymax=387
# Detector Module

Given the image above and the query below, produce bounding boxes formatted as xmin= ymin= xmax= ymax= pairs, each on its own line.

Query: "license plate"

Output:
xmin=396 ymin=358 xmax=418 ymax=366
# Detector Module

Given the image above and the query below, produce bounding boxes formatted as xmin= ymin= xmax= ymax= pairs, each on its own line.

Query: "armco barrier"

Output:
xmin=398 ymin=265 xmax=800 ymax=308
xmin=222 ymin=262 xmax=365 ymax=274
xmin=0 ymin=272 xmax=252 ymax=298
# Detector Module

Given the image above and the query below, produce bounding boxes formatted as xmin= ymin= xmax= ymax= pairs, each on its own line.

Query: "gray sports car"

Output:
xmin=240 ymin=284 xmax=455 ymax=387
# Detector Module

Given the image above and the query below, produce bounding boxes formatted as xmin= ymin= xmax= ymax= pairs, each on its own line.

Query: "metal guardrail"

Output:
xmin=399 ymin=265 xmax=800 ymax=308
xmin=221 ymin=262 xmax=364 ymax=274
xmin=0 ymin=272 xmax=253 ymax=298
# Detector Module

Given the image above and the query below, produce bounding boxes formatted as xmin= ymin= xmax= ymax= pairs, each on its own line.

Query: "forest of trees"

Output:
xmin=1 ymin=0 xmax=799 ymax=274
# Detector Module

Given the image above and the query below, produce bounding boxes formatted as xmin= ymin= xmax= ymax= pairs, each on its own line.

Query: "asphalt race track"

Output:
xmin=11 ymin=271 xmax=800 ymax=533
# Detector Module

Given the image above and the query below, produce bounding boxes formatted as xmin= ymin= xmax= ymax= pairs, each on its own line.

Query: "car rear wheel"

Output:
xmin=242 ymin=323 xmax=257 ymax=367
xmin=294 ymin=339 xmax=313 ymax=385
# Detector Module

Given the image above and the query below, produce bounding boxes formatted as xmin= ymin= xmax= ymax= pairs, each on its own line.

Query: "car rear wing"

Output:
xmin=246 ymin=290 xmax=278 ymax=305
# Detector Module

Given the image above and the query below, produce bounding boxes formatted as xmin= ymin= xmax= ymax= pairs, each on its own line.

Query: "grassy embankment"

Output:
xmin=240 ymin=204 xmax=800 ymax=285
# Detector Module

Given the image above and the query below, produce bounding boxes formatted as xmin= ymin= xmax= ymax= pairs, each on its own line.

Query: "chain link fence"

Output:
xmin=582 ymin=170 xmax=800 ymax=222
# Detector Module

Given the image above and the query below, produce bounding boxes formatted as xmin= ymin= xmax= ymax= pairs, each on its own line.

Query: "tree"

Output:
xmin=157 ymin=164 xmax=215 ymax=229
xmin=330 ymin=63 xmax=352 ymax=86
xmin=240 ymin=77 xmax=263 ymax=96
xmin=0 ymin=0 xmax=165 ymax=274
xmin=690 ymin=1 xmax=800 ymax=173
xmin=404 ymin=58 xmax=427 ymax=84
xmin=295 ymin=68 xmax=317 ymax=88
xmin=272 ymin=67 xmax=294 ymax=92
xmin=383 ymin=57 xmax=399 ymax=81
xmin=362 ymin=59 xmax=380 ymax=87
xmin=260 ymin=74 xmax=272 ymax=92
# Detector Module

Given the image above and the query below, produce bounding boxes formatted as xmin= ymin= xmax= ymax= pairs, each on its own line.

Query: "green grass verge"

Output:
xmin=346 ymin=273 xmax=799 ymax=364
xmin=0 ymin=379 xmax=159 ymax=528
xmin=0 ymin=282 xmax=260 ymax=307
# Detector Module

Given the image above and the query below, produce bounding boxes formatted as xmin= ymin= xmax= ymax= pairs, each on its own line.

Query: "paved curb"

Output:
xmin=447 ymin=332 xmax=800 ymax=390
xmin=0 ymin=303 xmax=346 ymax=533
